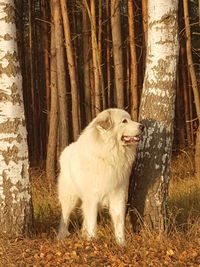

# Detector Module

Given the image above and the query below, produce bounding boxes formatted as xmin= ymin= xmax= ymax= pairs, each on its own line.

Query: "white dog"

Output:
xmin=57 ymin=108 xmax=143 ymax=245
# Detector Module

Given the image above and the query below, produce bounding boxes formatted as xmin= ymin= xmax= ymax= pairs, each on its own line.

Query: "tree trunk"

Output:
xmin=52 ymin=0 xmax=68 ymax=152
xmin=128 ymin=0 xmax=138 ymax=121
xmin=142 ymin=0 xmax=148 ymax=49
xmin=46 ymin=21 xmax=58 ymax=184
xmin=183 ymin=0 xmax=200 ymax=177
xmin=90 ymin=0 xmax=101 ymax=114
xmin=130 ymin=0 xmax=179 ymax=232
xmin=82 ymin=2 xmax=91 ymax=124
xmin=60 ymin=0 xmax=80 ymax=140
xmin=180 ymin=43 xmax=192 ymax=145
xmin=106 ymin=0 xmax=112 ymax=107
xmin=0 ymin=0 xmax=33 ymax=237
xmin=111 ymin=0 xmax=124 ymax=108
xmin=83 ymin=0 xmax=102 ymax=115
xmin=28 ymin=0 xmax=39 ymax=163
xmin=41 ymin=0 xmax=50 ymax=143
xmin=98 ymin=0 xmax=106 ymax=109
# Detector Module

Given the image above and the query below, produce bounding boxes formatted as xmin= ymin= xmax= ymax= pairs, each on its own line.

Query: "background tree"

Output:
xmin=82 ymin=1 xmax=91 ymax=123
xmin=183 ymin=0 xmax=200 ymax=178
xmin=0 ymin=0 xmax=33 ymax=237
xmin=52 ymin=0 xmax=68 ymax=153
xmin=60 ymin=0 xmax=80 ymax=140
xmin=13 ymin=0 xmax=199 ymax=182
xmin=111 ymin=0 xmax=124 ymax=108
xmin=46 ymin=19 xmax=58 ymax=184
xmin=128 ymin=0 xmax=138 ymax=120
xmin=130 ymin=0 xmax=179 ymax=232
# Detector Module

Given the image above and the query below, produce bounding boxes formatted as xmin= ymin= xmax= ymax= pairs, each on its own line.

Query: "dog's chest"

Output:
xmin=71 ymin=144 xmax=135 ymax=197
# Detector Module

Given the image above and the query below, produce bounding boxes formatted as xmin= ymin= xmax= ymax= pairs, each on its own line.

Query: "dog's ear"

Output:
xmin=95 ymin=110 xmax=113 ymax=132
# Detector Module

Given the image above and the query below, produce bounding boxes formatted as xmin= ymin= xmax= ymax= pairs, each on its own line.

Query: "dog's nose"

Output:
xmin=139 ymin=124 xmax=144 ymax=131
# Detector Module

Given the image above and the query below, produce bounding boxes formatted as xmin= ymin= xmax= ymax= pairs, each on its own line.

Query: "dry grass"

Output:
xmin=169 ymin=150 xmax=200 ymax=226
xmin=1 ymin=151 xmax=200 ymax=266
xmin=32 ymin=150 xmax=200 ymax=235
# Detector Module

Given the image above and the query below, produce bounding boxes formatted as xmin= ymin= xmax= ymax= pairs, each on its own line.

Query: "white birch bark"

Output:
xmin=0 ymin=0 xmax=32 ymax=236
xmin=131 ymin=0 xmax=179 ymax=232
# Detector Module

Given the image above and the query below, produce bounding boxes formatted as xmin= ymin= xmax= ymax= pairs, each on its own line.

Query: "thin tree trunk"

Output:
xmin=106 ymin=0 xmax=111 ymax=107
xmin=183 ymin=0 xmax=200 ymax=176
xmin=60 ymin=0 xmax=80 ymax=140
xmin=41 ymin=0 xmax=50 ymax=139
xmin=180 ymin=43 xmax=192 ymax=145
xmin=89 ymin=48 xmax=95 ymax=118
xmin=90 ymin=0 xmax=101 ymax=114
xmin=142 ymin=0 xmax=148 ymax=48
xmin=128 ymin=0 xmax=138 ymax=121
xmin=82 ymin=2 xmax=91 ymax=123
xmin=141 ymin=0 xmax=148 ymax=85
xmin=83 ymin=0 xmax=101 ymax=115
xmin=98 ymin=0 xmax=106 ymax=109
xmin=28 ymin=0 xmax=39 ymax=163
xmin=52 ymin=0 xmax=68 ymax=152
xmin=176 ymin=68 xmax=185 ymax=146
xmin=46 ymin=22 xmax=58 ymax=184
xmin=130 ymin=0 xmax=179 ymax=232
xmin=188 ymin=74 xmax=194 ymax=145
xmin=111 ymin=0 xmax=124 ymax=108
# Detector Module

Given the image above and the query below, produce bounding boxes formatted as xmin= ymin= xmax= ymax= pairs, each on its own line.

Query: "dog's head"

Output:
xmin=93 ymin=108 xmax=144 ymax=146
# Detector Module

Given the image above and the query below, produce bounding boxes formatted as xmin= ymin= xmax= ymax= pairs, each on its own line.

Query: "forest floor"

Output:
xmin=1 ymin=150 xmax=200 ymax=266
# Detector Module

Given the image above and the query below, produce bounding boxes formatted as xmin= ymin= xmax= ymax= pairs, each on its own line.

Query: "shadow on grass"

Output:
xmin=168 ymin=186 xmax=200 ymax=230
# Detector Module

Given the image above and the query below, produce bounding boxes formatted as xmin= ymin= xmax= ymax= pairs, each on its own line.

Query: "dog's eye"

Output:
xmin=122 ymin=119 xmax=128 ymax=123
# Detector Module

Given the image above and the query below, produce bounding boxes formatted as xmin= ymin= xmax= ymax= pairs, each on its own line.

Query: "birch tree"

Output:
xmin=0 ymin=0 xmax=33 ymax=236
xmin=130 ymin=0 xmax=179 ymax=232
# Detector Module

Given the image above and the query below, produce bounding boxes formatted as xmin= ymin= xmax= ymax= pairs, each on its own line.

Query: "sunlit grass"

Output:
xmin=31 ymin=150 xmax=200 ymax=240
xmin=169 ymin=150 xmax=200 ymax=225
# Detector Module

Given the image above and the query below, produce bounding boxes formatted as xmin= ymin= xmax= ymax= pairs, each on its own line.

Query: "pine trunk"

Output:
xmin=111 ymin=0 xmax=124 ymax=108
xmin=82 ymin=2 xmax=91 ymax=123
xmin=60 ymin=0 xmax=80 ymax=140
xmin=52 ymin=0 xmax=68 ymax=152
xmin=28 ymin=0 xmax=39 ymax=163
xmin=46 ymin=21 xmax=58 ymax=184
xmin=183 ymin=0 xmax=200 ymax=177
xmin=90 ymin=0 xmax=101 ymax=114
xmin=128 ymin=0 xmax=138 ymax=121
xmin=106 ymin=0 xmax=111 ymax=107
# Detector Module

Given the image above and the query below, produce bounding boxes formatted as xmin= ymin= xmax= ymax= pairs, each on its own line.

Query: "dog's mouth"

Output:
xmin=121 ymin=135 xmax=141 ymax=145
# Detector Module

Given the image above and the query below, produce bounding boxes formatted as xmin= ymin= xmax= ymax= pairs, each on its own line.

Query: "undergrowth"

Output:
xmin=1 ymin=150 xmax=200 ymax=266
xmin=31 ymin=149 xmax=200 ymax=240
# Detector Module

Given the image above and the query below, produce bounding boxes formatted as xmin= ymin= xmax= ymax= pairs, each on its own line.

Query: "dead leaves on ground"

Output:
xmin=1 ymin=233 xmax=200 ymax=267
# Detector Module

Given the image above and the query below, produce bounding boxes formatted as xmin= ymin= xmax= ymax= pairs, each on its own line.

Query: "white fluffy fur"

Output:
xmin=57 ymin=108 xmax=142 ymax=245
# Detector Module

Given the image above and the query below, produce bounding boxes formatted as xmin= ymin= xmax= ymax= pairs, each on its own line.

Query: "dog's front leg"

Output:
xmin=109 ymin=192 xmax=126 ymax=245
xmin=82 ymin=199 xmax=98 ymax=239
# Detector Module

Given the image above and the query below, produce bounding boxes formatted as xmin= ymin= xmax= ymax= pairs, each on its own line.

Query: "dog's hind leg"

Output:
xmin=82 ymin=199 xmax=98 ymax=239
xmin=57 ymin=195 xmax=78 ymax=240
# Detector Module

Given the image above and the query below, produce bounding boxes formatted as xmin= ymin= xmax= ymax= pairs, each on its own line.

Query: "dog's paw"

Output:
xmin=56 ymin=230 xmax=70 ymax=241
xmin=82 ymin=228 xmax=96 ymax=240
xmin=116 ymin=236 xmax=125 ymax=246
